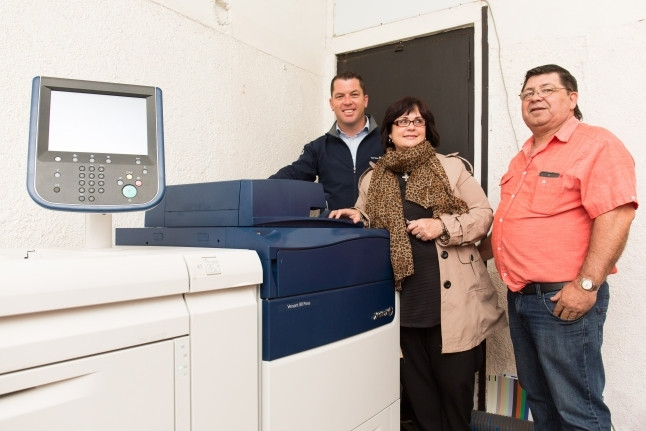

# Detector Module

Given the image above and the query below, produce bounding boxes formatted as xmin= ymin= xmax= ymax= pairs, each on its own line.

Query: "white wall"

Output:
xmin=1 ymin=0 xmax=644 ymax=428
xmin=0 ymin=0 xmax=327 ymax=248
xmin=331 ymin=1 xmax=646 ymax=429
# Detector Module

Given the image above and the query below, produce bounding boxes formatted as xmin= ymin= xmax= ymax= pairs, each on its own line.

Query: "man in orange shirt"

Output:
xmin=479 ymin=64 xmax=637 ymax=430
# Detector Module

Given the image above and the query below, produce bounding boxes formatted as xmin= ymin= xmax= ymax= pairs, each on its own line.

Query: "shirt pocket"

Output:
xmin=530 ymin=173 xmax=566 ymax=215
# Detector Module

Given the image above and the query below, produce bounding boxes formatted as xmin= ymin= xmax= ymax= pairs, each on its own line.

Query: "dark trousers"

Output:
xmin=400 ymin=325 xmax=483 ymax=431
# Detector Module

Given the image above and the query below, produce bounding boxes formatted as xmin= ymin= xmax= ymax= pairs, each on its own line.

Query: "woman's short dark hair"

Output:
xmin=522 ymin=64 xmax=583 ymax=120
xmin=380 ymin=96 xmax=440 ymax=151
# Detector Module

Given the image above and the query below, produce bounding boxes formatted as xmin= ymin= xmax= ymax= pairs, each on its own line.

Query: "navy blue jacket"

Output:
xmin=270 ymin=115 xmax=383 ymax=210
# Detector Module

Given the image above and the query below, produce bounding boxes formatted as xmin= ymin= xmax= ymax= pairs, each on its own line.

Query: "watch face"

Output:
xmin=581 ymin=279 xmax=594 ymax=290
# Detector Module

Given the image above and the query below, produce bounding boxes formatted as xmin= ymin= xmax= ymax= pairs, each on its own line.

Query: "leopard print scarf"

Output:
xmin=365 ymin=141 xmax=469 ymax=290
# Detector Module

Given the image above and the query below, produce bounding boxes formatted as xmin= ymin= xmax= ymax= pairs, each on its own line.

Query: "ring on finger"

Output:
xmin=416 ymin=234 xmax=422 ymax=239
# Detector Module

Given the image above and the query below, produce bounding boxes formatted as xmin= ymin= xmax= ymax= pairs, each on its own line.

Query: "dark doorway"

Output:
xmin=337 ymin=27 xmax=474 ymax=166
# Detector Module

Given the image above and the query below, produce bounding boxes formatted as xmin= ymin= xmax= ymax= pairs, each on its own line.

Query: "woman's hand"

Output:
xmin=328 ymin=208 xmax=363 ymax=224
xmin=406 ymin=218 xmax=444 ymax=241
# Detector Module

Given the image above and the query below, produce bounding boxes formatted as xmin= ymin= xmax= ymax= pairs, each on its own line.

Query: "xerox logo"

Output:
xmin=372 ymin=306 xmax=394 ymax=320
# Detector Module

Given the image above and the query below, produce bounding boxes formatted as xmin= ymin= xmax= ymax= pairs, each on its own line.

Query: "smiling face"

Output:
xmin=389 ymin=106 xmax=427 ymax=152
xmin=329 ymin=78 xmax=369 ymax=136
xmin=521 ymin=72 xmax=578 ymax=137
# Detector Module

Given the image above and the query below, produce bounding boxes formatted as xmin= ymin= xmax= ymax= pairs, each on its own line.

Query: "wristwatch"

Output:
xmin=578 ymin=276 xmax=599 ymax=292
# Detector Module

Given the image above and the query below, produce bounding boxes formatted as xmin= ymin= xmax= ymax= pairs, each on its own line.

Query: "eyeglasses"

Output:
xmin=393 ymin=117 xmax=426 ymax=127
xmin=519 ymin=87 xmax=566 ymax=101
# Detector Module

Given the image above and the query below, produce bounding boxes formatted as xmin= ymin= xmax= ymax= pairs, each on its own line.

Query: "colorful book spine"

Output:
xmin=485 ymin=374 xmax=532 ymax=421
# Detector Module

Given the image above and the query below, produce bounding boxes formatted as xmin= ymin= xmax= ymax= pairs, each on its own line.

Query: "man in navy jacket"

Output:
xmin=270 ymin=71 xmax=383 ymax=210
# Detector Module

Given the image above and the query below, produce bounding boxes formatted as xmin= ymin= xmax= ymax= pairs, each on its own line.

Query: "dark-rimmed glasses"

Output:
xmin=393 ymin=117 xmax=426 ymax=127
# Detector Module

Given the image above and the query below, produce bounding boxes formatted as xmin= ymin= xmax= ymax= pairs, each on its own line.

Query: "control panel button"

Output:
xmin=122 ymin=184 xmax=137 ymax=199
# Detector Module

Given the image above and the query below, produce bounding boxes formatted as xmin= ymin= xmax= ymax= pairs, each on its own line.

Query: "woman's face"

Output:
xmin=388 ymin=106 xmax=426 ymax=152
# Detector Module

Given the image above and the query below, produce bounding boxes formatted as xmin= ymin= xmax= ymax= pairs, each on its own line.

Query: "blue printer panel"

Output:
xmin=274 ymin=237 xmax=392 ymax=298
xmin=144 ymin=179 xmax=327 ymax=227
xmin=115 ymin=226 xmax=227 ymax=248
xmin=262 ymin=279 xmax=395 ymax=361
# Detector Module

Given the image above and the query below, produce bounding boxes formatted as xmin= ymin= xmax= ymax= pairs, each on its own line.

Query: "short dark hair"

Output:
xmin=380 ymin=96 xmax=440 ymax=151
xmin=522 ymin=64 xmax=583 ymax=120
xmin=330 ymin=71 xmax=367 ymax=96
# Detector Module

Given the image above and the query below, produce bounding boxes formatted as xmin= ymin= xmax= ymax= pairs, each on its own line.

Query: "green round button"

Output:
xmin=122 ymin=184 xmax=138 ymax=199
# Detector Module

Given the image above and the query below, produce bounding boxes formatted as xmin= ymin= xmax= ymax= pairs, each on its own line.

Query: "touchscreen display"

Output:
xmin=48 ymin=91 xmax=148 ymax=155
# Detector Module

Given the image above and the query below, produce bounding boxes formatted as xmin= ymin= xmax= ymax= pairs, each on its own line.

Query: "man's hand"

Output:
xmin=552 ymin=204 xmax=635 ymax=321
xmin=551 ymin=281 xmax=597 ymax=320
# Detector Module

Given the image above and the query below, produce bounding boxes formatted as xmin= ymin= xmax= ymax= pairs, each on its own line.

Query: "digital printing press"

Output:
xmin=0 ymin=75 xmax=400 ymax=430
xmin=0 ymin=76 xmax=264 ymax=430
xmin=116 ymin=179 xmax=401 ymax=430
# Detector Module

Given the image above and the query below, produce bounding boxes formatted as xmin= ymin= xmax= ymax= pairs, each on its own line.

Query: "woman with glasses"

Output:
xmin=330 ymin=96 xmax=507 ymax=431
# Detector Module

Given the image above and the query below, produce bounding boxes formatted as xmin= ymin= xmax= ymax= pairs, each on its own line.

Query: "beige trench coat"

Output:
xmin=355 ymin=153 xmax=508 ymax=353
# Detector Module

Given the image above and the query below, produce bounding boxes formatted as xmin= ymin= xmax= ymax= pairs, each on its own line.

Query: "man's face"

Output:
xmin=521 ymin=72 xmax=578 ymax=135
xmin=329 ymin=78 xmax=369 ymax=133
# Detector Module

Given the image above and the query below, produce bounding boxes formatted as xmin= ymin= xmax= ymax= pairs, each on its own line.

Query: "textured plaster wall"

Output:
xmin=0 ymin=0 xmax=327 ymax=248
xmin=332 ymin=1 xmax=646 ymax=428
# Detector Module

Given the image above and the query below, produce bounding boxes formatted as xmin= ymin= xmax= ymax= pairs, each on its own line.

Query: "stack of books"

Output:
xmin=485 ymin=374 xmax=533 ymax=421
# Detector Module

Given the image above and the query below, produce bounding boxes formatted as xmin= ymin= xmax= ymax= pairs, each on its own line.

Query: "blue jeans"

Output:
xmin=507 ymin=283 xmax=611 ymax=431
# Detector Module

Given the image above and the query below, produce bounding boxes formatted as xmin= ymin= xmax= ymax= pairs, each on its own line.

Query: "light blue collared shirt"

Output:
xmin=336 ymin=116 xmax=370 ymax=167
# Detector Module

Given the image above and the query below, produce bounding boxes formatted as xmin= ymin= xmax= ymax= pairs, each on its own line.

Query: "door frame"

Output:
xmin=327 ymin=2 xmax=489 ymax=191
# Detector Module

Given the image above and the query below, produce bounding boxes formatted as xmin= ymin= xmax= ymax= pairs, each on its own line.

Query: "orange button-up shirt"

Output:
xmin=492 ymin=116 xmax=638 ymax=291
